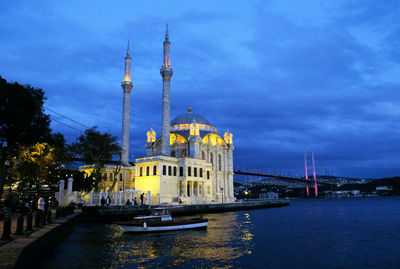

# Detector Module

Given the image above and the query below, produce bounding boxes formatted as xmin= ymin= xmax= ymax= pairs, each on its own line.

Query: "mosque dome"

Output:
xmin=171 ymin=112 xmax=212 ymax=126
xmin=170 ymin=105 xmax=218 ymax=138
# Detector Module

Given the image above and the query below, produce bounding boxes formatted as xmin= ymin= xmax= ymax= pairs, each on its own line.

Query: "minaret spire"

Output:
xmin=126 ymin=40 xmax=130 ymax=57
xmin=121 ymin=41 xmax=133 ymax=165
xmin=123 ymin=41 xmax=132 ymax=82
xmin=165 ymin=23 xmax=169 ymax=42
xmin=160 ymin=25 xmax=173 ymax=156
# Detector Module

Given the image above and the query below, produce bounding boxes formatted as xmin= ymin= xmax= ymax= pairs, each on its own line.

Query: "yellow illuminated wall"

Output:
xmin=135 ymin=177 xmax=160 ymax=195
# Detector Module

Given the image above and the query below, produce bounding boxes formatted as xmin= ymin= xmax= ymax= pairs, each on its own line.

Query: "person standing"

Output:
xmin=133 ymin=197 xmax=138 ymax=205
xmin=106 ymin=196 xmax=111 ymax=206
xmin=140 ymin=193 xmax=144 ymax=206
xmin=101 ymin=196 xmax=106 ymax=206
xmin=37 ymin=197 xmax=45 ymax=212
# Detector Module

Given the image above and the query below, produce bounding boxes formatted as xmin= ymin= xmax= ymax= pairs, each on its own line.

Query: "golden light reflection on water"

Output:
xmin=239 ymin=213 xmax=254 ymax=254
xmin=104 ymin=212 xmax=256 ymax=267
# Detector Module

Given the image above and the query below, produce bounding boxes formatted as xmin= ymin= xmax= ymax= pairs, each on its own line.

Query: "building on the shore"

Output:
xmin=81 ymin=25 xmax=234 ymax=205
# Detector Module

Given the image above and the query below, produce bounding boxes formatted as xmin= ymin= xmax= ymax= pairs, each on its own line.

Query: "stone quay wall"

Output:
xmin=82 ymin=200 xmax=290 ymax=221
xmin=0 ymin=212 xmax=81 ymax=269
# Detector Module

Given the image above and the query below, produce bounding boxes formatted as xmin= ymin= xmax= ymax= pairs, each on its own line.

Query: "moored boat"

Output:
xmin=117 ymin=206 xmax=208 ymax=233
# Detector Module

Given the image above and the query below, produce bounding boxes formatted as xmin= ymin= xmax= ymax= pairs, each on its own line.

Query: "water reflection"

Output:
xmin=41 ymin=212 xmax=256 ymax=268
xmin=103 ymin=212 xmax=256 ymax=267
xmin=239 ymin=213 xmax=254 ymax=254
xmin=39 ymin=198 xmax=400 ymax=268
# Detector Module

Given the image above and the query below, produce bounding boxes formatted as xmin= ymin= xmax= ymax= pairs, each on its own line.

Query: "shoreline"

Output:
xmin=82 ymin=200 xmax=290 ymax=221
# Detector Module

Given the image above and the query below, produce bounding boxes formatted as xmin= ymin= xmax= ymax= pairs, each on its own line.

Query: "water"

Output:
xmin=38 ymin=197 xmax=400 ymax=268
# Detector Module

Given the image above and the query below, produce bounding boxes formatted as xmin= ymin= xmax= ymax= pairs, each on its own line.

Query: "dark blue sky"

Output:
xmin=1 ymin=0 xmax=399 ymax=178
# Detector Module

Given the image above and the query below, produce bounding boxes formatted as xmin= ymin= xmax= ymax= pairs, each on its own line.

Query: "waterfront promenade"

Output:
xmin=0 ymin=211 xmax=81 ymax=269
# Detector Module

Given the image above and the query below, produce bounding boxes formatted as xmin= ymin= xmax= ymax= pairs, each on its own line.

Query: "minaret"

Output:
xmin=121 ymin=41 xmax=133 ymax=165
xmin=160 ymin=24 xmax=173 ymax=156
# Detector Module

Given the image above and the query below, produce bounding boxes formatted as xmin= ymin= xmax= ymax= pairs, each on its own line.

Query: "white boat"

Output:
xmin=117 ymin=207 xmax=208 ymax=233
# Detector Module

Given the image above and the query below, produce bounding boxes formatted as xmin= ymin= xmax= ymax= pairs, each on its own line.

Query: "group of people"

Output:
xmin=99 ymin=193 xmax=147 ymax=206
xmin=100 ymin=196 xmax=112 ymax=206
xmin=2 ymin=193 xmax=58 ymax=214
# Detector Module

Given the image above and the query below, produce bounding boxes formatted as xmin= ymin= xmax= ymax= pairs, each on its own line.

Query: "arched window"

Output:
xmin=218 ymin=154 xmax=222 ymax=171
xmin=110 ymin=173 xmax=113 ymax=180
xmin=146 ymin=166 xmax=150 ymax=176
xmin=153 ymin=165 xmax=157 ymax=175
xmin=171 ymin=150 xmax=176 ymax=157
xmin=194 ymin=167 xmax=197 ymax=177
xmin=200 ymin=168 xmax=203 ymax=177
xmin=202 ymin=151 xmax=205 ymax=160
xmin=139 ymin=167 xmax=143 ymax=177
xmin=210 ymin=152 xmax=213 ymax=164
xmin=163 ymin=165 xmax=167 ymax=175
xmin=188 ymin=167 xmax=192 ymax=177
xmin=173 ymin=166 xmax=177 ymax=176
xmin=119 ymin=173 xmax=123 ymax=181
xmin=179 ymin=167 xmax=183 ymax=177
xmin=207 ymin=170 xmax=210 ymax=179
xmin=168 ymin=166 xmax=172 ymax=176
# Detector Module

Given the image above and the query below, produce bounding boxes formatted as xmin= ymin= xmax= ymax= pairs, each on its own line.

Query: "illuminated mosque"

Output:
xmin=86 ymin=25 xmax=234 ymax=204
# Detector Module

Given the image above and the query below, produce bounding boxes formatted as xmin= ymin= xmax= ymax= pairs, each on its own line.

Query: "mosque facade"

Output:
xmin=83 ymin=25 xmax=234 ymax=205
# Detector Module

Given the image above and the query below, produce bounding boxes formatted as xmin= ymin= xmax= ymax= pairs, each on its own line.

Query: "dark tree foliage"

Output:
xmin=0 ymin=76 xmax=68 ymax=196
xmin=50 ymin=168 xmax=95 ymax=193
xmin=71 ymin=170 xmax=96 ymax=193
xmin=71 ymin=127 xmax=120 ymax=191
xmin=0 ymin=76 xmax=52 ymax=147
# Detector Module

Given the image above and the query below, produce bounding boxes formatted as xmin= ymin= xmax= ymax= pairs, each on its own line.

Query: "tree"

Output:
xmin=0 ymin=76 xmax=54 ymax=197
xmin=17 ymin=143 xmax=56 ymax=191
xmin=71 ymin=127 xmax=120 ymax=191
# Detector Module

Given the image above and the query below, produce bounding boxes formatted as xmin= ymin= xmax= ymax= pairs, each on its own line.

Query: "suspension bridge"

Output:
xmin=233 ymin=152 xmax=334 ymax=197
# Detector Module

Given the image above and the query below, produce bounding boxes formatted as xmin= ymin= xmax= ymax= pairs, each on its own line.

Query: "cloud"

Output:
xmin=0 ymin=0 xmax=399 ymax=178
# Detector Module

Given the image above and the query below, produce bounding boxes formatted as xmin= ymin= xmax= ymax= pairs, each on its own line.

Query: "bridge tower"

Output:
xmin=304 ymin=152 xmax=318 ymax=197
